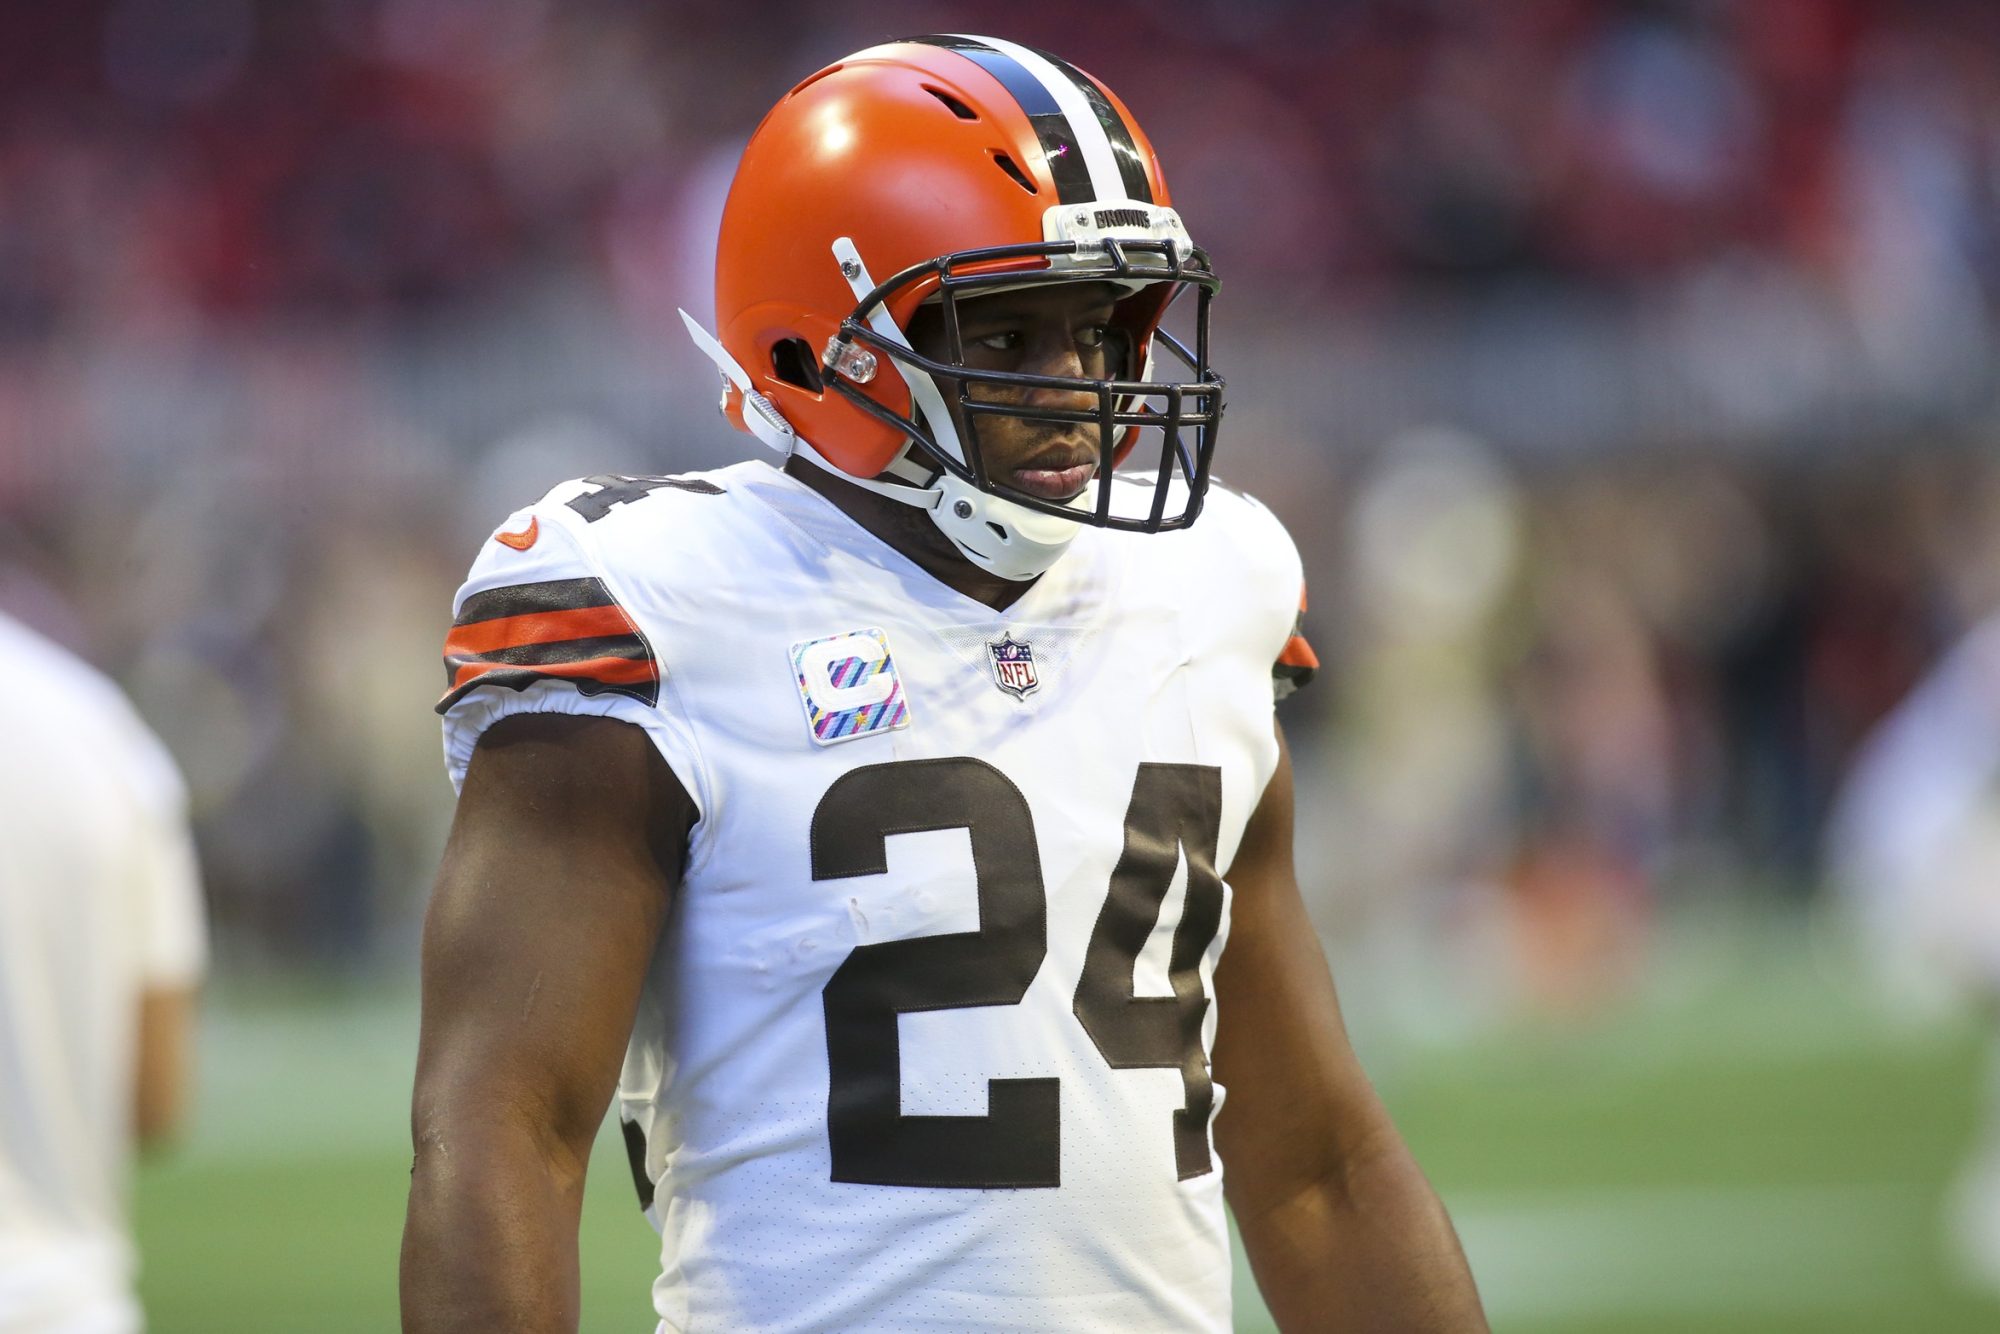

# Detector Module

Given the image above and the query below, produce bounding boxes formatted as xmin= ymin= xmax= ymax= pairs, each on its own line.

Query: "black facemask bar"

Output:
xmin=821 ymin=237 xmax=1225 ymax=533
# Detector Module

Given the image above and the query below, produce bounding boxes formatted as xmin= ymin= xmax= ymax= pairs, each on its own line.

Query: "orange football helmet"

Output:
xmin=684 ymin=35 xmax=1223 ymax=580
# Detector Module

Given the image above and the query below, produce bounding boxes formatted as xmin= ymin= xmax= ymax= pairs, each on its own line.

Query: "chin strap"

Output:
xmin=831 ymin=238 xmax=966 ymax=468
xmin=677 ymin=240 xmax=1085 ymax=584
xmin=829 ymin=238 xmax=1083 ymax=583
xmin=677 ymin=309 xmax=798 ymax=457
xmin=678 ymin=307 xmax=946 ymax=513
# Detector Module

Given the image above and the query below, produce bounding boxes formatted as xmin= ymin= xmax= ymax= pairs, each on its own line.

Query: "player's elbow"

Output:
xmin=133 ymin=1092 xmax=186 ymax=1149
xmin=408 ymin=1066 xmax=594 ymax=1200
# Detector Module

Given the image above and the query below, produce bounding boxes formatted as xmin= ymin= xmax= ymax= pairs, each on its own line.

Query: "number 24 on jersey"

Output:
xmin=812 ymin=756 xmax=1224 ymax=1190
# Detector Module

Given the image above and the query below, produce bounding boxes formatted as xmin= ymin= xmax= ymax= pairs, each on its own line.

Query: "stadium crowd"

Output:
xmin=2 ymin=0 xmax=1997 ymax=1013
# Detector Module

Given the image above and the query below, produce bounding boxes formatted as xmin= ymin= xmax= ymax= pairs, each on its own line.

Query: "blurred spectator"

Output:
xmin=1 ymin=0 xmax=1998 ymax=979
xmin=1825 ymin=609 xmax=2000 ymax=1293
xmin=0 ymin=610 xmax=207 ymax=1331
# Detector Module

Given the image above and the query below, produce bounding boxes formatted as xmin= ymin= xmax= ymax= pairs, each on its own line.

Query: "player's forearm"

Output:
xmin=1234 ymin=1131 xmax=1486 ymax=1333
xmin=400 ymin=1117 xmax=589 ymax=1333
xmin=134 ymin=985 xmax=198 ymax=1147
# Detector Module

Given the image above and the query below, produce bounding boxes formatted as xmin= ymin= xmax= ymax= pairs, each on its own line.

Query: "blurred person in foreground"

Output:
xmin=402 ymin=35 xmax=1484 ymax=1334
xmin=0 ymin=611 xmax=207 ymax=1331
xmin=1827 ymin=609 xmax=2000 ymax=1293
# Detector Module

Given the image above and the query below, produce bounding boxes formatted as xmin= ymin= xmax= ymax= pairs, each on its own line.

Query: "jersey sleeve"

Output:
xmin=435 ymin=493 xmax=706 ymax=814
xmin=1273 ymin=581 xmax=1319 ymax=702
xmin=1217 ymin=486 xmax=1318 ymax=705
xmin=116 ymin=707 xmax=209 ymax=987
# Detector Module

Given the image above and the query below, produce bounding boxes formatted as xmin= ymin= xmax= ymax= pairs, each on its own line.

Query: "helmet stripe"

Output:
xmin=907 ymin=35 xmax=1127 ymax=205
xmin=958 ymin=35 xmax=1132 ymax=204
xmin=1039 ymin=53 xmax=1154 ymax=204
xmin=908 ymin=36 xmax=1094 ymax=203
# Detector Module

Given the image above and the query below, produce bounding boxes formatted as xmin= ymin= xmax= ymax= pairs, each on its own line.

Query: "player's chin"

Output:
xmin=1007 ymin=462 xmax=1098 ymax=503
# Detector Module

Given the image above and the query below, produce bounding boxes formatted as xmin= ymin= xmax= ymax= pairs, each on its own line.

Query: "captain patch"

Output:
xmin=790 ymin=628 xmax=911 ymax=746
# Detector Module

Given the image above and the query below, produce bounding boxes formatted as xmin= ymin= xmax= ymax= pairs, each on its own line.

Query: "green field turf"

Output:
xmin=134 ymin=918 xmax=2000 ymax=1332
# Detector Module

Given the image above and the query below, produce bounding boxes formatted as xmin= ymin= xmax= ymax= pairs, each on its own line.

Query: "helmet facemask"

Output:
xmin=820 ymin=232 xmax=1225 ymax=554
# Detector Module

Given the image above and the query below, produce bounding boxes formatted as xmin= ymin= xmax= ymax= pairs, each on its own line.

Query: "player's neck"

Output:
xmin=783 ymin=456 xmax=1035 ymax=612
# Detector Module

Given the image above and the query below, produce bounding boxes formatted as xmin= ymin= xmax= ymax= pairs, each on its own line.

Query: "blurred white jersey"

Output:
xmin=0 ymin=613 xmax=208 ymax=1333
xmin=439 ymin=461 xmax=1312 ymax=1332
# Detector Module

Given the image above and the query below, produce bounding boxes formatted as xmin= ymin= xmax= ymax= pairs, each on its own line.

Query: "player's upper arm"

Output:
xmin=412 ymin=712 xmax=695 ymax=1167
xmin=1211 ymin=724 xmax=1397 ymax=1214
xmin=118 ymin=700 xmax=208 ymax=1147
xmin=417 ymin=487 xmax=705 ymax=1164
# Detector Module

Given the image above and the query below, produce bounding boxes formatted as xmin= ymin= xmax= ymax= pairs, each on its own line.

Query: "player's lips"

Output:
xmin=1009 ymin=448 xmax=1099 ymax=502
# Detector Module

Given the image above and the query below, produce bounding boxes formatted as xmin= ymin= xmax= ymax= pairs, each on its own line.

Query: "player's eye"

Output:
xmin=971 ymin=330 xmax=1022 ymax=353
xmin=1076 ymin=324 xmax=1111 ymax=350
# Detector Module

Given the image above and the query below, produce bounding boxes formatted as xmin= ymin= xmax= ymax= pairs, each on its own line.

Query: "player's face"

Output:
xmin=906 ymin=282 xmax=1128 ymax=503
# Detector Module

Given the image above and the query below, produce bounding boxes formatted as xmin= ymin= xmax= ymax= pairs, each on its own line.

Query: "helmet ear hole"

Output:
xmin=770 ymin=338 xmax=823 ymax=393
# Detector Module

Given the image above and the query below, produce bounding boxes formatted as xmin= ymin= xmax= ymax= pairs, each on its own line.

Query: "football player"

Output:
xmin=402 ymin=35 xmax=1486 ymax=1333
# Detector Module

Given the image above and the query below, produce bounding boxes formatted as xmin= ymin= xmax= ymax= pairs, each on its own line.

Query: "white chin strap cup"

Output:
xmin=929 ymin=470 xmax=1090 ymax=583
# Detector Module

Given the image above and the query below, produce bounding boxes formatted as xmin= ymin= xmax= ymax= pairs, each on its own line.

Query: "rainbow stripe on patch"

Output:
xmin=790 ymin=627 xmax=911 ymax=746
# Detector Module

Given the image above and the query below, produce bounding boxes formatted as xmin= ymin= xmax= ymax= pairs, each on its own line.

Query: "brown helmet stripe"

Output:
xmin=905 ymin=36 xmax=1096 ymax=204
xmin=1041 ymin=53 xmax=1154 ymax=204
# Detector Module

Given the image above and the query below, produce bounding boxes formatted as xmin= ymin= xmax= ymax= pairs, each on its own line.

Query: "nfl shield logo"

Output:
xmin=987 ymin=633 xmax=1040 ymax=700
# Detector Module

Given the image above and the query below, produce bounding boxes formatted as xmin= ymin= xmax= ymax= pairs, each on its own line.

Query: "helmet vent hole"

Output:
xmin=987 ymin=522 xmax=1009 ymax=540
xmin=990 ymin=152 xmax=1038 ymax=195
xmin=923 ymin=85 xmax=979 ymax=120
xmin=770 ymin=338 xmax=822 ymax=393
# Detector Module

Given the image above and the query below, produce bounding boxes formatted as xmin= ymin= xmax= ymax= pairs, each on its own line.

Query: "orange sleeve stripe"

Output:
xmin=449 ymin=654 xmax=660 ymax=691
xmin=443 ymin=604 xmax=638 ymax=656
xmin=1278 ymin=634 xmax=1320 ymax=670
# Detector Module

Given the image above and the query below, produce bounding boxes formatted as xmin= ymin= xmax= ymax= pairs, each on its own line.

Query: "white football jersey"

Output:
xmin=438 ymin=461 xmax=1315 ymax=1333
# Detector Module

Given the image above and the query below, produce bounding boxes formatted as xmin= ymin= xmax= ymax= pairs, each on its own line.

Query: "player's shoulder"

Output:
xmin=438 ymin=462 xmax=776 ymax=717
xmin=1103 ymin=475 xmax=1313 ymax=692
xmin=1110 ymin=474 xmax=1301 ymax=588
xmin=0 ymin=612 xmax=95 ymax=699
xmin=455 ymin=464 xmax=762 ymax=597
xmin=0 ymin=613 xmax=141 ymax=736
xmin=1191 ymin=477 xmax=1298 ymax=562
xmin=0 ymin=613 xmax=189 ymax=812
xmin=527 ymin=463 xmax=760 ymax=551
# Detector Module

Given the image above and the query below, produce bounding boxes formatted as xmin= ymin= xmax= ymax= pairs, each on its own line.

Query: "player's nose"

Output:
xmin=1018 ymin=327 xmax=1097 ymax=410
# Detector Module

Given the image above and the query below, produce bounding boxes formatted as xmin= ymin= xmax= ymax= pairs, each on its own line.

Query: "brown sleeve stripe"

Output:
xmin=454 ymin=576 xmax=616 ymax=625
xmin=1273 ymin=581 xmax=1318 ymax=697
xmin=436 ymin=576 xmax=658 ymax=713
